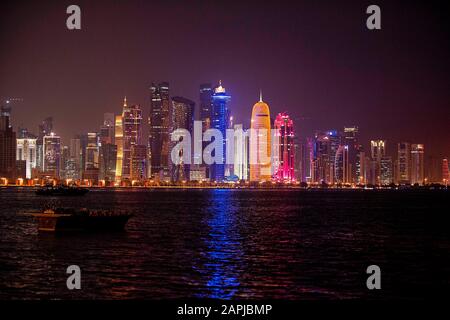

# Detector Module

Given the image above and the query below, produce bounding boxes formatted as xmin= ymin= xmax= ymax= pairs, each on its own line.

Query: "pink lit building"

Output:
xmin=273 ymin=112 xmax=295 ymax=182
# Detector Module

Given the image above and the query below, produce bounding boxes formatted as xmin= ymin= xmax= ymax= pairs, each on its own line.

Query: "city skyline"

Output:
xmin=0 ymin=1 xmax=448 ymax=161
xmin=0 ymin=1 xmax=449 ymax=307
xmin=1 ymin=85 xmax=445 ymax=185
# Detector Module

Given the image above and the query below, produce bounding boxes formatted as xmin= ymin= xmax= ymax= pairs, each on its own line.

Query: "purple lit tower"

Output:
xmin=273 ymin=112 xmax=295 ymax=182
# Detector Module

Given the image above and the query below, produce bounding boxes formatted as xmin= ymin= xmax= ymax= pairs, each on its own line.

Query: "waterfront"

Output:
xmin=0 ymin=188 xmax=448 ymax=300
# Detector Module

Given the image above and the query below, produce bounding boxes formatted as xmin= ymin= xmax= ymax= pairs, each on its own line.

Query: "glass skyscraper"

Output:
xmin=170 ymin=96 xmax=195 ymax=182
xmin=210 ymin=81 xmax=231 ymax=182
xmin=397 ymin=142 xmax=410 ymax=184
xmin=273 ymin=112 xmax=295 ymax=182
xmin=42 ymin=133 xmax=61 ymax=178
xmin=410 ymin=144 xmax=424 ymax=185
xmin=149 ymin=82 xmax=170 ymax=181
xmin=122 ymin=101 xmax=143 ymax=180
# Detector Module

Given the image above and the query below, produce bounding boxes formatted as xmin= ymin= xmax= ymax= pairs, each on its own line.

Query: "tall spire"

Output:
xmin=123 ymin=96 xmax=127 ymax=107
xmin=215 ymin=80 xmax=226 ymax=93
xmin=259 ymin=89 xmax=263 ymax=102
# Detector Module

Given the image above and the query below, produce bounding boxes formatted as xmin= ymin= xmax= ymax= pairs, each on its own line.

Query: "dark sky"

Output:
xmin=0 ymin=0 xmax=449 ymax=158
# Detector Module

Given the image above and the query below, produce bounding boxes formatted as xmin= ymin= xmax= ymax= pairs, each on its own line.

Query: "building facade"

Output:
xmin=249 ymin=94 xmax=271 ymax=182
xmin=149 ymin=82 xmax=170 ymax=180
xmin=16 ymin=138 xmax=37 ymax=179
xmin=343 ymin=126 xmax=360 ymax=183
xmin=410 ymin=144 xmax=424 ymax=185
xmin=115 ymin=113 xmax=123 ymax=181
xmin=130 ymin=144 xmax=147 ymax=182
xmin=273 ymin=112 xmax=295 ymax=182
xmin=443 ymin=158 xmax=449 ymax=185
xmin=42 ymin=133 xmax=61 ymax=178
xmin=170 ymin=96 xmax=195 ymax=182
xmin=99 ymin=143 xmax=117 ymax=183
xmin=0 ymin=114 xmax=16 ymax=180
xmin=335 ymin=145 xmax=350 ymax=184
xmin=233 ymin=124 xmax=249 ymax=181
xmin=380 ymin=156 xmax=393 ymax=185
xmin=122 ymin=99 xmax=143 ymax=180
xmin=210 ymin=81 xmax=231 ymax=182
xmin=397 ymin=142 xmax=411 ymax=184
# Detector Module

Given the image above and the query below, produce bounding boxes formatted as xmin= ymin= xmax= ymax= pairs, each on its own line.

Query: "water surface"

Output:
xmin=0 ymin=188 xmax=448 ymax=300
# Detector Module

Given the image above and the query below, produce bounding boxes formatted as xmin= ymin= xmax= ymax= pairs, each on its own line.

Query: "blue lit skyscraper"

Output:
xmin=210 ymin=81 xmax=231 ymax=182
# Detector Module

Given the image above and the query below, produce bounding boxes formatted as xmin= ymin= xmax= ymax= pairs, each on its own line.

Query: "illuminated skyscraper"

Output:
xmin=171 ymin=97 xmax=195 ymax=133
xmin=356 ymin=150 xmax=367 ymax=184
xmin=250 ymin=92 xmax=271 ymax=182
xmin=16 ymin=138 xmax=37 ymax=179
xmin=233 ymin=124 xmax=249 ymax=181
xmin=380 ymin=156 xmax=393 ymax=185
xmin=311 ymin=131 xmax=340 ymax=184
xmin=65 ymin=138 xmax=81 ymax=181
xmin=397 ymin=142 xmax=411 ymax=184
xmin=370 ymin=140 xmax=386 ymax=161
xmin=328 ymin=131 xmax=341 ymax=184
xmin=76 ymin=133 xmax=88 ymax=178
xmin=170 ymin=97 xmax=195 ymax=182
xmin=273 ymin=112 xmax=295 ymax=182
xmin=100 ymin=112 xmax=115 ymax=145
xmin=198 ymin=84 xmax=213 ymax=178
xmin=60 ymin=146 xmax=70 ymax=180
xmin=130 ymin=145 xmax=147 ymax=181
xmin=85 ymin=132 xmax=99 ymax=170
xmin=149 ymin=82 xmax=170 ymax=180
xmin=410 ymin=144 xmax=424 ymax=185
xmin=114 ymin=112 xmax=124 ymax=181
xmin=122 ymin=101 xmax=143 ymax=180
xmin=200 ymin=84 xmax=212 ymax=132
xmin=335 ymin=145 xmax=350 ymax=184
xmin=443 ymin=158 xmax=449 ymax=185
xmin=82 ymin=132 xmax=100 ymax=182
xmin=43 ymin=133 xmax=61 ymax=178
xmin=343 ymin=126 xmax=360 ymax=183
xmin=310 ymin=135 xmax=326 ymax=184
xmin=36 ymin=117 xmax=53 ymax=171
xmin=71 ymin=138 xmax=82 ymax=174
xmin=98 ymin=113 xmax=116 ymax=183
xmin=99 ymin=143 xmax=117 ymax=183
xmin=210 ymin=80 xmax=231 ymax=182
xmin=370 ymin=140 xmax=386 ymax=185
xmin=0 ymin=113 xmax=16 ymax=180
xmin=294 ymin=137 xmax=307 ymax=183
xmin=306 ymin=137 xmax=315 ymax=183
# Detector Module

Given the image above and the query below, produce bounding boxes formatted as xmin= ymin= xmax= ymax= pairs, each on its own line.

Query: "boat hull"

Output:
xmin=32 ymin=213 xmax=132 ymax=232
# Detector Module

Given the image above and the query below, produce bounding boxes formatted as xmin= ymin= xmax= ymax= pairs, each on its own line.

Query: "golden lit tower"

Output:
xmin=250 ymin=91 xmax=272 ymax=182
xmin=114 ymin=97 xmax=126 ymax=182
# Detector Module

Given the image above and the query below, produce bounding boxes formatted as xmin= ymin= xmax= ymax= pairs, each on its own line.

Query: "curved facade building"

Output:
xmin=250 ymin=94 xmax=271 ymax=182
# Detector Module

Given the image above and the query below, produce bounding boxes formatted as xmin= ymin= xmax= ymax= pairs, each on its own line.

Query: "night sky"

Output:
xmin=0 ymin=0 xmax=449 ymax=159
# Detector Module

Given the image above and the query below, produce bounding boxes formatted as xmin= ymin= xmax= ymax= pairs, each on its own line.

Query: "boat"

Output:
xmin=30 ymin=208 xmax=133 ymax=232
xmin=35 ymin=185 xmax=89 ymax=196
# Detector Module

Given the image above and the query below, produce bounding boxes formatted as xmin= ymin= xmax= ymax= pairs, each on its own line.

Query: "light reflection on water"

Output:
xmin=0 ymin=188 xmax=448 ymax=300
xmin=200 ymin=190 xmax=242 ymax=299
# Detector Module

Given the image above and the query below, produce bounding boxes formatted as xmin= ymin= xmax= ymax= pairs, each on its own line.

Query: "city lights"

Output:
xmin=0 ymin=88 xmax=446 ymax=188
